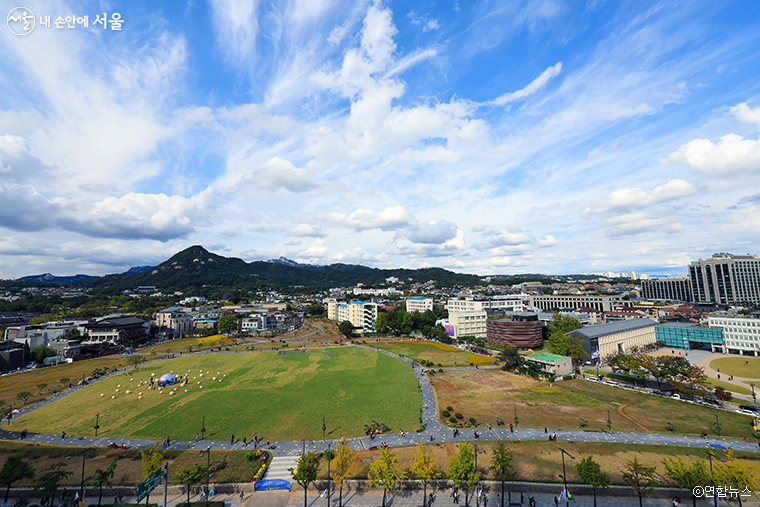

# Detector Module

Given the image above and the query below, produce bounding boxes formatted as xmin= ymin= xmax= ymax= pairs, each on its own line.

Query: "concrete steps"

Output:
xmin=264 ymin=455 xmax=299 ymax=482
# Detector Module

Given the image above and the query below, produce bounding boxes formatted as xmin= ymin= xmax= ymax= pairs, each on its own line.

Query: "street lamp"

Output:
xmin=199 ymin=446 xmax=211 ymax=507
xmin=66 ymin=447 xmax=93 ymax=502
xmin=606 ymin=409 xmax=611 ymax=432
xmin=322 ymin=414 xmax=326 ymax=440
xmin=94 ymin=413 xmax=100 ymax=437
xmin=513 ymin=406 xmax=518 ymax=426
xmin=559 ymin=448 xmax=575 ymax=507
xmin=714 ymin=414 xmax=721 ymax=437
xmin=327 ymin=443 xmax=332 ymax=507
xmin=474 ymin=444 xmax=480 ymax=507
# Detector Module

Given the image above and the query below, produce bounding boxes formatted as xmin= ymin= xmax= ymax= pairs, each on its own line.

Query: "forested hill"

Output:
xmin=77 ymin=245 xmax=485 ymax=291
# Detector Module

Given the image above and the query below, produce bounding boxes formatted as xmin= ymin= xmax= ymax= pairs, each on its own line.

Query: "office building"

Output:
xmin=641 ymin=276 xmax=692 ymax=302
xmin=569 ymin=319 xmax=658 ymax=364
xmin=486 ymin=314 xmax=543 ymax=348
xmin=655 ymin=323 xmax=723 ymax=352
xmin=446 ymin=311 xmax=487 ymax=338
xmin=446 ymin=296 xmax=525 ymax=313
xmin=689 ymin=253 xmax=760 ymax=305
xmin=706 ymin=314 xmax=760 ymax=356
xmin=529 ymin=294 xmax=631 ymax=312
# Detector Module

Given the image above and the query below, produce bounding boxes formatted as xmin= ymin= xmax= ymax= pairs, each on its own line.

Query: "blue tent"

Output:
xmin=158 ymin=373 xmax=176 ymax=387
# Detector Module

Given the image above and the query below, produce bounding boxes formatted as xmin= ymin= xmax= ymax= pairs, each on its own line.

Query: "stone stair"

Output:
xmin=264 ymin=455 xmax=299 ymax=482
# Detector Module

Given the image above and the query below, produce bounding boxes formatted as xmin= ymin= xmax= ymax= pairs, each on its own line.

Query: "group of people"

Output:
xmin=548 ymin=432 xmax=558 ymax=441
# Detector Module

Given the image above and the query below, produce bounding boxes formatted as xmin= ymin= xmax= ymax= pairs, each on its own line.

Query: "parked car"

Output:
xmin=739 ymin=404 xmax=760 ymax=413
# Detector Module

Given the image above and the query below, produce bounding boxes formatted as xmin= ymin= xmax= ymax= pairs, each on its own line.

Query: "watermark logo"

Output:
xmin=7 ymin=7 xmax=35 ymax=35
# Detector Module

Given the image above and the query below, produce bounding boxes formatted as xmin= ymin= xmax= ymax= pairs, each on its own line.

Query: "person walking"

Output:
xmin=196 ymin=433 xmax=199 ymax=442
xmin=231 ymin=434 xmax=235 ymax=445
xmin=61 ymin=431 xmax=66 ymax=439
xmin=429 ymin=493 xmax=434 ymax=505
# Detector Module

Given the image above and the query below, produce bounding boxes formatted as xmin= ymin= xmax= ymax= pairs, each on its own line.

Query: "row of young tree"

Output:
xmin=289 ymin=440 xmax=758 ymax=507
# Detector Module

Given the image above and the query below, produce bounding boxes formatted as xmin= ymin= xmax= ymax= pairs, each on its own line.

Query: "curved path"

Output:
xmin=2 ymin=344 xmax=759 ymax=456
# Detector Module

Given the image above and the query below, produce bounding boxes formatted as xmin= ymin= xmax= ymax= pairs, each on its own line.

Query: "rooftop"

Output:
xmin=529 ymin=352 xmax=570 ymax=362
xmin=571 ymin=318 xmax=658 ymax=339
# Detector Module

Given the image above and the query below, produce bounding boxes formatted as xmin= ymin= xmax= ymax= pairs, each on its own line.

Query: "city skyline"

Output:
xmin=2 ymin=0 xmax=760 ymax=278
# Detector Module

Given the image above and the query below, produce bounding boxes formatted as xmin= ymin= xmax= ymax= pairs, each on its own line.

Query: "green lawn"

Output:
xmin=709 ymin=356 xmax=760 ymax=380
xmin=704 ymin=377 xmax=754 ymax=395
xmin=12 ymin=347 xmax=422 ymax=442
xmin=375 ymin=340 xmax=498 ymax=368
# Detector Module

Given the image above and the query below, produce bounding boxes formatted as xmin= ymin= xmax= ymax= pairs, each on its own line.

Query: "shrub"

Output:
xmin=446 ymin=406 xmax=454 ymax=412
xmin=496 ymin=416 xmax=504 ymax=426
xmin=437 ymin=363 xmax=442 ymax=367
xmin=449 ymin=417 xmax=457 ymax=424
xmin=563 ymin=375 xmax=573 ymax=381
xmin=469 ymin=417 xmax=476 ymax=424
xmin=455 ymin=413 xmax=463 ymax=420
xmin=438 ymin=368 xmax=443 ymax=373
xmin=441 ymin=410 xmax=451 ymax=418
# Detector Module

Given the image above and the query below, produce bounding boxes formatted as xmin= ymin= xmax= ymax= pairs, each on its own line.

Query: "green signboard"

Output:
xmin=137 ymin=466 xmax=164 ymax=502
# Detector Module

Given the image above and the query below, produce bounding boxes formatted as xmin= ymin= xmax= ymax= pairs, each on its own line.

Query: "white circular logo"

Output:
xmin=7 ymin=7 xmax=35 ymax=36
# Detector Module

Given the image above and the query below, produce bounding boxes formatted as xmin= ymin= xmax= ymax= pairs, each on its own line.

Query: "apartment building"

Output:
xmin=155 ymin=307 xmax=194 ymax=338
xmin=447 ymin=311 xmax=487 ymax=338
xmin=446 ymin=296 xmax=525 ymax=313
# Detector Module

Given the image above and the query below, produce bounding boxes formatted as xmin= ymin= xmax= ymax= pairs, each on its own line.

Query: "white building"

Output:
xmin=446 ymin=296 xmax=524 ymax=313
xmin=406 ymin=297 xmax=434 ymax=313
xmin=326 ymin=299 xmax=378 ymax=333
xmin=155 ymin=307 xmax=194 ymax=338
xmin=352 ymin=287 xmax=398 ymax=296
xmin=641 ymin=276 xmax=692 ymax=302
xmin=447 ymin=311 xmax=488 ymax=338
xmin=529 ymin=294 xmax=631 ymax=313
xmin=707 ymin=314 xmax=760 ymax=356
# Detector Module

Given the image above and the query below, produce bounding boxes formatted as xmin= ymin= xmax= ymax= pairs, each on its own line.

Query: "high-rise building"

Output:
xmin=688 ymin=253 xmax=760 ymax=305
xmin=641 ymin=276 xmax=692 ymax=302
xmin=325 ymin=299 xmax=378 ymax=333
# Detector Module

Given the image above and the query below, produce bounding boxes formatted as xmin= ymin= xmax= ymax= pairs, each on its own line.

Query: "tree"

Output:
xmin=567 ymin=337 xmax=588 ymax=362
xmin=175 ymin=463 xmax=206 ymax=507
xmin=662 ymin=456 xmax=710 ymax=507
xmin=16 ymin=391 xmax=31 ymax=405
xmin=307 ymin=303 xmax=325 ymax=316
xmin=141 ymin=441 xmax=165 ymax=478
xmin=93 ymin=460 xmax=118 ymax=507
xmin=575 ymin=456 xmax=609 ymax=507
xmin=636 ymin=355 xmax=666 ymax=390
xmin=127 ymin=354 xmax=145 ymax=369
xmin=36 ymin=383 xmax=47 ymax=395
xmin=289 ymin=451 xmax=320 ymax=507
xmin=448 ymin=442 xmax=479 ymax=507
xmin=622 ymin=456 xmax=658 ymax=507
xmin=0 ymin=455 xmax=35 ymax=503
xmin=410 ymin=442 xmax=440 ymax=507
xmin=712 ymin=450 xmax=760 ymax=507
xmin=489 ymin=441 xmax=515 ymax=507
xmin=607 ymin=354 xmax=638 ymax=375
xmin=330 ymin=437 xmax=356 ymax=507
xmin=30 ymin=345 xmax=56 ymax=363
xmin=368 ymin=447 xmax=406 ymax=507
xmin=714 ymin=386 xmax=733 ymax=401
xmin=499 ymin=347 xmax=523 ymax=369
xmin=58 ymin=378 xmax=70 ymax=388
xmin=375 ymin=313 xmax=388 ymax=333
xmin=217 ymin=314 xmax=238 ymax=334
xmin=34 ymin=463 xmax=72 ymax=507
xmin=338 ymin=321 xmax=354 ymax=339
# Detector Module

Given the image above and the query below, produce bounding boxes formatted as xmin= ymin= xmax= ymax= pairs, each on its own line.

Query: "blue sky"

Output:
xmin=2 ymin=0 xmax=760 ymax=278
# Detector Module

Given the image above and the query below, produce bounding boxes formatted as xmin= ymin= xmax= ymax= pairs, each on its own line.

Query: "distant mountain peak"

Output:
xmin=266 ymin=257 xmax=301 ymax=266
xmin=18 ymin=273 xmax=98 ymax=284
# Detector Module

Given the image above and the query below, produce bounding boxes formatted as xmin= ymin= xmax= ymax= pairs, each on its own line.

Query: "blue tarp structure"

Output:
xmin=157 ymin=373 xmax=176 ymax=387
xmin=254 ymin=479 xmax=291 ymax=491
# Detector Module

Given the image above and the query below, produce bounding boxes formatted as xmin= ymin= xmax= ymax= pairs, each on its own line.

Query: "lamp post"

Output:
xmin=94 ymin=413 xmax=100 ymax=437
xmin=327 ymin=443 xmax=332 ymax=507
xmin=513 ymin=406 xmax=518 ymax=426
xmin=606 ymin=409 xmax=611 ymax=432
xmin=559 ymin=448 xmax=575 ymax=507
xmin=201 ymin=415 xmax=205 ymax=440
xmin=714 ymin=414 xmax=721 ymax=437
xmin=200 ymin=446 xmax=211 ymax=507
xmin=66 ymin=447 xmax=92 ymax=502
xmin=707 ymin=452 xmax=726 ymax=507
xmin=474 ymin=443 xmax=479 ymax=507
xmin=322 ymin=414 xmax=326 ymax=440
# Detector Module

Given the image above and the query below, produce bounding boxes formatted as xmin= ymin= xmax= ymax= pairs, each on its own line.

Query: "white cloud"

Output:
xmin=328 ymin=205 xmax=415 ymax=231
xmin=663 ymin=134 xmax=760 ymax=175
xmin=405 ymin=220 xmax=459 ymax=244
xmin=604 ymin=179 xmax=698 ymax=208
xmin=288 ymin=224 xmax=327 ymax=237
xmin=249 ymin=157 xmax=321 ymax=193
xmin=731 ymin=102 xmax=760 ymax=126
xmin=209 ymin=0 xmax=260 ymax=64
xmin=492 ymin=62 xmax=563 ymax=105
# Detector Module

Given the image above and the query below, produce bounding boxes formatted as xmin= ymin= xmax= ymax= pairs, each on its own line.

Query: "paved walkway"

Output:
xmin=3 ymin=345 xmax=759 ymax=455
xmin=694 ymin=353 xmax=759 ymax=400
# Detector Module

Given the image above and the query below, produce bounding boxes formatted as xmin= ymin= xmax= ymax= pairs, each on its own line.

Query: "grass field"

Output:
xmin=704 ymin=377 xmax=754 ymax=395
xmin=375 ymin=340 xmax=499 ymax=368
xmin=0 ymin=356 xmax=131 ymax=410
xmin=11 ymin=347 xmax=422 ymax=441
xmin=136 ymin=334 xmax=243 ymax=354
xmin=709 ymin=356 xmax=760 ymax=379
xmin=429 ymin=369 xmax=758 ymax=439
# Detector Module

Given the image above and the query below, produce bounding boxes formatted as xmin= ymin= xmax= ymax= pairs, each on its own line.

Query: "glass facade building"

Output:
xmin=655 ymin=323 xmax=723 ymax=351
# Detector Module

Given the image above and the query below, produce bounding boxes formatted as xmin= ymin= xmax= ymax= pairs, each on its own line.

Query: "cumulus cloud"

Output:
xmin=0 ymin=135 xmax=54 ymax=183
xmin=604 ymin=179 xmax=698 ymax=209
xmin=327 ymin=205 xmax=415 ymax=231
xmin=731 ymin=102 xmax=760 ymax=125
xmin=662 ymin=134 xmax=760 ymax=175
xmin=492 ymin=62 xmax=563 ymax=105
xmin=248 ymin=157 xmax=321 ymax=193
xmin=474 ymin=230 xmax=558 ymax=254
xmin=393 ymin=230 xmax=467 ymax=258
xmin=288 ymin=223 xmax=327 ymax=237
xmin=405 ymin=220 xmax=458 ymax=244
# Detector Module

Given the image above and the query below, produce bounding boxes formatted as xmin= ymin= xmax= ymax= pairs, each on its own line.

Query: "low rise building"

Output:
xmin=525 ymin=352 xmax=573 ymax=378
xmin=486 ymin=314 xmax=543 ymax=348
xmin=446 ymin=296 xmax=525 ymax=313
xmin=406 ymin=297 xmax=434 ymax=313
xmin=155 ymin=307 xmax=194 ymax=339
xmin=529 ymin=294 xmax=631 ymax=312
xmin=655 ymin=323 xmax=723 ymax=352
xmin=84 ymin=315 xmax=151 ymax=345
xmin=569 ymin=318 xmax=658 ymax=364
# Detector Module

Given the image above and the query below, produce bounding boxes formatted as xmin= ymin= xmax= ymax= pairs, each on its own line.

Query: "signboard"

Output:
xmin=137 ymin=466 xmax=164 ymax=502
